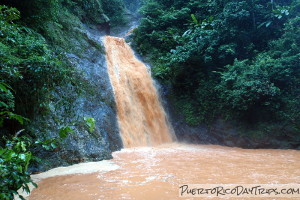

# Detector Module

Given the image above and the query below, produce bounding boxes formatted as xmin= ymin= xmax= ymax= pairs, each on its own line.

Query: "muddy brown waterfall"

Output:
xmin=104 ymin=36 xmax=174 ymax=147
xmin=26 ymin=38 xmax=300 ymax=200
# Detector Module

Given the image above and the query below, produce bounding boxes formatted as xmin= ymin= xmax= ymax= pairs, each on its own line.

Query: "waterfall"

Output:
xmin=104 ymin=36 xmax=174 ymax=147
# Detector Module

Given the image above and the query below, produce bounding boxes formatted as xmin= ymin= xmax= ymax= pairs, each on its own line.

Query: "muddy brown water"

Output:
xmin=105 ymin=36 xmax=174 ymax=147
xmin=26 ymin=36 xmax=300 ymax=200
xmin=28 ymin=144 xmax=300 ymax=200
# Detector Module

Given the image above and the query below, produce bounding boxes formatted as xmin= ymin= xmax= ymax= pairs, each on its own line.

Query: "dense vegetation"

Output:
xmin=0 ymin=0 xmax=299 ymax=198
xmin=0 ymin=1 xmax=125 ymax=198
xmin=133 ymin=0 xmax=300 ymax=144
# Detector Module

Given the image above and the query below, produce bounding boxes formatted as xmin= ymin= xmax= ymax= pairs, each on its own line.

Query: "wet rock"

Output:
xmin=28 ymin=27 xmax=123 ymax=172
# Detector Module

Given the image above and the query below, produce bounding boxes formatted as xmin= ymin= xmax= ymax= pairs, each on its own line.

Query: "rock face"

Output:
xmin=28 ymin=1 xmax=143 ymax=172
xmin=29 ymin=28 xmax=123 ymax=172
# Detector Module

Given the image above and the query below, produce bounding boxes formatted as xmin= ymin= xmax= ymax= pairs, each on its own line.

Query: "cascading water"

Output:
xmin=104 ymin=36 xmax=174 ymax=147
xmin=25 ymin=36 xmax=300 ymax=200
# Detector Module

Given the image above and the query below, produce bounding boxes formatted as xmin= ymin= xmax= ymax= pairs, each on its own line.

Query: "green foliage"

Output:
xmin=2 ymin=0 xmax=125 ymax=55
xmin=0 ymin=5 xmax=86 ymax=197
xmin=191 ymin=14 xmax=199 ymax=25
xmin=101 ymin=0 xmax=126 ymax=26
xmin=0 ymin=133 xmax=66 ymax=199
xmin=0 ymin=1 xmax=127 ymax=198
xmin=0 ymin=80 xmax=29 ymax=128
xmin=0 ymin=5 xmax=20 ymax=22
xmin=0 ymin=82 xmax=15 ymax=124
xmin=218 ymin=58 xmax=281 ymax=112
xmin=174 ymin=97 xmax=202 ymax=126
xmin=0 ymin=136 xmax=36 ymax=200
xmin=218 ymin=13 xmax=300 ymax=125
xmin=0 ymin=112 xmax=29 ymax=127
xmin=134 ymin=0 xmax=295 ymax=69
xmin=173 ymin=78 xmax=221 ymax=126
xmin=34 ymin=138 xmax=59 ymax=152
xmin=84 ymin=117 xmax=96 ymax=133
xmin=133 ymin=0 xmax=300 ymax=141
xmin=63 ymin=0 xmax=107 ymax=24
xmin=59 ymin=126 xmax=74 ymax=139
xmin=0 ymin=5 xmax=70 ymax=121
